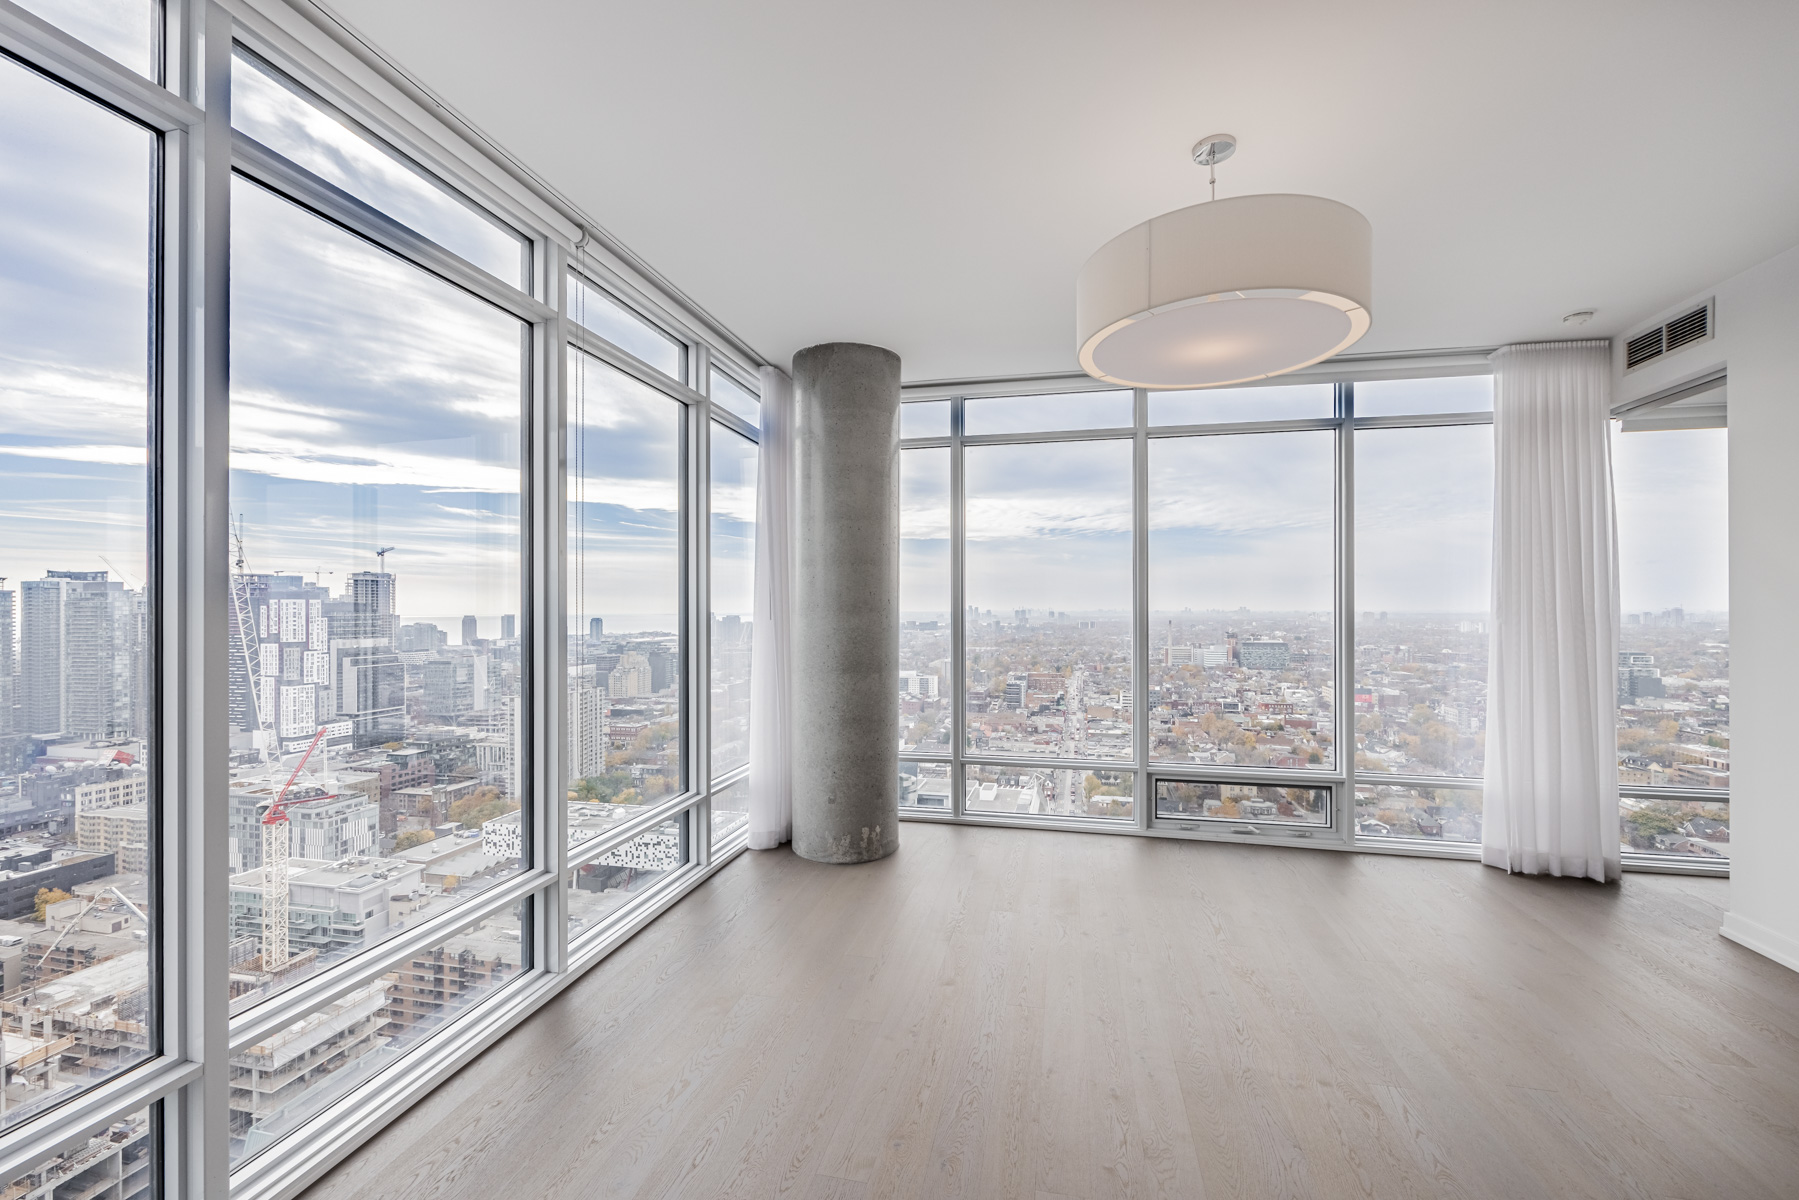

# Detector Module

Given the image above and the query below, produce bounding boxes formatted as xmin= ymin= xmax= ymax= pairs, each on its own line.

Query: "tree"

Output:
xmin=450 ymin=786 xmax=517 ymax=830
xmin=34 ymin=887 xmax=73 ymax=922
xmin=394 ymin=830 xmax=436 ymax=851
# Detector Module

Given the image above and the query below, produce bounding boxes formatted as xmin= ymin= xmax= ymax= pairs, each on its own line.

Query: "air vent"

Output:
xmin=1626 ymin=327 xmax=1665 ymax=369
xmin=1624 ymin=301 xmax=1713 ymax=371
xmin=1665 ymin=304 xmax=1709 ymax=351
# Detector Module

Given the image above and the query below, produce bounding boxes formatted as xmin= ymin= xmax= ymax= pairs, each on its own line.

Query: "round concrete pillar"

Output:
xmin=790 ymin=342 xmax=901 ymax=864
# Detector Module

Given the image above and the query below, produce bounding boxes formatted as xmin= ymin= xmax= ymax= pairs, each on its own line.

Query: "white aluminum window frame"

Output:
xmin=899 ymin=359 xmax=1727 ymax=879
xmin=0 ymin=0 xmax=759 ymax=1194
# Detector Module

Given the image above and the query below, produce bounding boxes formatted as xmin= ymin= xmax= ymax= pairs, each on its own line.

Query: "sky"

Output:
xmin=0 ymin=48 xmax=756 ymax=650
xmin=902 ymin=378 xmax=1729 ymax=621
xmin=0 ymin=43 xmax=1727 ymax=652
xmin=0 ymin=53 xmax=154 ymax=591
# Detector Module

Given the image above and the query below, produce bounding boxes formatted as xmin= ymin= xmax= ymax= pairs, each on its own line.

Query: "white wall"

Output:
xmin=1619 ymin=243 xmax=1799 ymax=971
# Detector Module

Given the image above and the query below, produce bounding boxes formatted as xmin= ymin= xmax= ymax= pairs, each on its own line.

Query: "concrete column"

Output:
xmin=790 ymin=342 xmax=901 ymax=864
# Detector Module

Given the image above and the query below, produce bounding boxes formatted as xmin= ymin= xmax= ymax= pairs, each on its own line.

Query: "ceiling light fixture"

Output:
xmin=1076 ymin=135 xmax=1374 ymax=389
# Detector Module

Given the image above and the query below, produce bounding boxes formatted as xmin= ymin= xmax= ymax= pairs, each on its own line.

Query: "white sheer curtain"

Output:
xmin=1483 ymin=340 xmax=1620 ymax=882
xmin=747 ymin=365 xmax=794 ymax=849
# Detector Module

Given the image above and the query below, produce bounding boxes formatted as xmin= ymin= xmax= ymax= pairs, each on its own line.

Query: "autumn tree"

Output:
xmin=34 ymin=887 xmax=73 ymax=922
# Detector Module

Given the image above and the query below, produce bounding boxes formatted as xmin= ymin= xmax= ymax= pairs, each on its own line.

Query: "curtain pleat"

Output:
xmin=1483 ymin=340 xmax=1621 ymax=882
xmin=748 ymin=366 xmax=794 ymax=849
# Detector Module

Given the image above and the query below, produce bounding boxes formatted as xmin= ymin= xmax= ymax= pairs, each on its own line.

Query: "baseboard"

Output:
xmin=1720 ymin=910 xmax=1799 ymax=974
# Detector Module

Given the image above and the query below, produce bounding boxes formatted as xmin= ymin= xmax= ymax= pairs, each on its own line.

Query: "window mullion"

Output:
xmin=1337 ymin=381 xmax=1357 ymax=844
xmin=949 ymin=396 xmax=966 ymax=819
xmin=538 ymin=243 xmax=570 ymax=975
xmin=171 ymin=3 xmax=233 ymax=1194
xmin=694 ymin=343 xmax=714 ymax=869
xmin=1132 ymin=389 xmax=1150 ymax=829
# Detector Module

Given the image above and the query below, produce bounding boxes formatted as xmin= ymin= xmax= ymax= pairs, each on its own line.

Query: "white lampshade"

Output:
xmin=1076 ymin=193 xmax=1373 ymax=388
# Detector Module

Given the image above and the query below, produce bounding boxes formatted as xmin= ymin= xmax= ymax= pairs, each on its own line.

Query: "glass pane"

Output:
xmin=900 ymin=760 xmax=953 ymax=810
xmin=1355 ymin=783 xmax=1482 ymax=841
xmin=710 ymin=424 xmax=757 ymax=776
xmin=901 ymin=399 xmax=950 ymax=439
xmin=709 ymin=367 xmax=758 ymax=426
xmin=899 ymin=448 xmax=952 ymax=755
xmin=1149 ymin=383 xmax=1334 ymax=425
xmin=1621 ymin=795 xmax=1729 ymax=860
xmin=570 ymin=275 xmax=684 ymax=381
xmin=1157 ymin=781 xmax=1330 ymax=827
xmin=232 ymin=51 xmax=525 ymax=286
xmin=1148 ymin=430 xmax=1336 ymax=769
xmin=964 ymin=439 xmax=1133 ymax=761
xmin=2 ymin=1105 xmax=153 ymax=1196
xmin=569 ymin=818 xmax=686 ymax=939
xmin=0 ymin=57 xmax=155 ymax=1131
xmin=568 ymin=350 xmax=683 ymax=850
xmin=13 ymin=0 xmax=158 ymax=77
xmin=964 ymin=390 xmax=1131 ymax=435
xmin=711 ymin=780 xmax=748 ymax=843
xmin=231 ymin=901 xmax=525 ymax=1166
xmin=1614 ymin=425 xmax=1729 ymax=804
xmin=1354 ymin=423 xmax=1492 ymax=779
xmin=965 ymin=764 xmax=1133 ymax=821
xmin=228 ymin=176 xmax=525 ymax=1010
xmin=1354 ymin=375 xmax=1493 ymax=417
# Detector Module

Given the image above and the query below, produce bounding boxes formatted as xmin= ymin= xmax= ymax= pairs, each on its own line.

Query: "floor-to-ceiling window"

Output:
xmin=899 ymin=372 xmax=1513 ymax=853
xmin=0 ymin=6 xmax=758 ymax=1190
xmin=961 ymin=394 xmax=1136 ymax=820
xmin=1613 ymin=416 xmax=1729 ymax=862
xmin=708 ymin=411 xmax=757 ymax=781
xmin=227 ymin=48 xmax=537 ymax=1169
xmin=1351 ymin=377 xmax=1494 ymax=841
xmin=900 ymin=371 xmax=1724 ymax=871
xmin=0 ymin=42 xmax=158 ymax=1142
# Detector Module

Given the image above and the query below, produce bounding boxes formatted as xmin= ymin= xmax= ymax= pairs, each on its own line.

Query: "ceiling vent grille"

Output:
xmin=1665 ymin=305 xmax=1709 ymax=351
xmin=1626 ymin=301 xmax=1712 ymax=371
xmin=1626 ymin=327 xmax=1664 ymax=369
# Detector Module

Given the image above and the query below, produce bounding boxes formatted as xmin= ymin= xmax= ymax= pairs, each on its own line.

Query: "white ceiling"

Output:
xmin=326 ymin=0 xmax=1799 ymax=382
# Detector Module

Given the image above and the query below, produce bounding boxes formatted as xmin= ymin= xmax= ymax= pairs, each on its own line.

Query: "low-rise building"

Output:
xmin=0 ymin=850 xmax=116 ymax=920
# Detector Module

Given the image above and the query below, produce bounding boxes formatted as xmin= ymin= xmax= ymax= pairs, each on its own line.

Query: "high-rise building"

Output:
xmin=21 ymin=570 xmax=140 ymax=740
xmin=462 ymin=614 xmax=479 ymax=645
xmin=648 ymin=649 xmax=678 ymax=694
xmin=423 ymin=654 xmax=490 ymax=718
xmin=346 ymin=571 xmax=398 ymax=642
xmin=606 ymin=652 xmax=653 ymax=698
xmin=568 ymin=683 xmax=609 ymax=779
xmin=0 ymin=582 xmax=14 ymax=734
xmin=500 ymin=614 xmax=516 ymax=640
xmin=588 ymin=616 xmax=604 ymax=640
xmin=286 ymin=790 xmax=380 ymax=861
xmin=229 ymin=576 xmax=330 ymax=749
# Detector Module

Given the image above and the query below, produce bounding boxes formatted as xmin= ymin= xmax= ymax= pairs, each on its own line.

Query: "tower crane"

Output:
xmin=230 ymin=516 xmax=270 ymax=757
xmin=260 ymin=725 xmax=336 ymax=971
xmin=375 ymin=546 xmax=396 ymax=571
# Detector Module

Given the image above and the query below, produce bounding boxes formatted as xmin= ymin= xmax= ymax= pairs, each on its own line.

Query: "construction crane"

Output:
xmin=260 ymin=726 xmax=336 ymax=971
xmin=230 ymin=516 xmax=270 ymax=756
xmin=374 ymin=546 xmax=396 ymax=571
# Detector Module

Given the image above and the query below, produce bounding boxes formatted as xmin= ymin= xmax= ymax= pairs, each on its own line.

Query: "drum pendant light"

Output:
xmin=1076 ymin=135 xmax=1373 ymax=388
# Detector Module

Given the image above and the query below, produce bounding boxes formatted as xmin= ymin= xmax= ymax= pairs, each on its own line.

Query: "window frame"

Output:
xmin=899 ymin=364 xmax=1723 ymax=877
xmin=0 ymin=0 xmax=762 ymax=1192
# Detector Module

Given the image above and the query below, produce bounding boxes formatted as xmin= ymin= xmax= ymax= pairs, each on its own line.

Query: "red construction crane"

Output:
xmin=260 ymin=726 xmax=336 ymax=970
xmin=262 ymin=725 xmax=331 ymax=827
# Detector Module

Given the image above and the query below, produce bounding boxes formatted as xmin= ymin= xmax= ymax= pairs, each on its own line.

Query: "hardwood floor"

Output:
xmin=301 ymin=824 xmax=1799 ymax=1200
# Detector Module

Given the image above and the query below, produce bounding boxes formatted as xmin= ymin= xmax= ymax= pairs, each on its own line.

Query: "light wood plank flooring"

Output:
xmin=302 ymin=823 xmax=1799 ymax=1200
